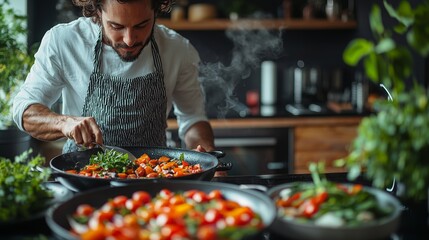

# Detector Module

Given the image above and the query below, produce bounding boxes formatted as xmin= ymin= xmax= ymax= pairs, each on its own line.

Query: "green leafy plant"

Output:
xmin=0 ymin=149 xmax=52 ymax=222
xmin=0 ymin=0 xmax=36 ymax=129
xmin=338 ymin=0 xmax=429 ymax=200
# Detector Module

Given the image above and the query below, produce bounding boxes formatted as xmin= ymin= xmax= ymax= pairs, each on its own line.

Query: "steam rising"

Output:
xmin=199 ymin=13 xmax=284 ymax=118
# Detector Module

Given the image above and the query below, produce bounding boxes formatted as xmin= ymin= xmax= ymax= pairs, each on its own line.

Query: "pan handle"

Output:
xmin=206 ymin=150 xmax=226 ymax=159
xmin=216 ymin=162 xmax=233 ymax=171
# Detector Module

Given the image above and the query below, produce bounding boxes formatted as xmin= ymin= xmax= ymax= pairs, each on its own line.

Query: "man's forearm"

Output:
xmin=22 ymin=103 xmax=68 ymax=141
xmin=184 ymin=121 xmax=215 ymax=151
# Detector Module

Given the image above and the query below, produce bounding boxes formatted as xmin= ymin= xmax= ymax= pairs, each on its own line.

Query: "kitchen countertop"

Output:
xmin=167 ymin=115 xmax=364 ymax=130
xmin=3 ymin=173 xmax=428 ymax=240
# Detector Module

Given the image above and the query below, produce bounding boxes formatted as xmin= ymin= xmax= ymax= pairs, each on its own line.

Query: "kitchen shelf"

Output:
xmin=156 ymin=18 xmax=357 ymax=31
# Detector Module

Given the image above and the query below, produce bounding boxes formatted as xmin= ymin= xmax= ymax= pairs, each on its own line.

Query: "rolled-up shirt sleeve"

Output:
xmin=13 ymin=29 xmax=65 ymax=131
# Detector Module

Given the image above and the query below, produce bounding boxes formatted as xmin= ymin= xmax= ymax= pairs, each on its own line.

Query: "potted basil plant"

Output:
xmin=338 ymin=0 xmax=429 ymax=201
xmin=0 ymin=0 xmax=36 ymax=159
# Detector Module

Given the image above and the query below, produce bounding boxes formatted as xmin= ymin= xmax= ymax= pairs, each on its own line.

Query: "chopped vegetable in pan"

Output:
xmin=65 ymin=150 xmax=202 ymax=178
xmin=69 ymin=189 xmax=264 ymax=240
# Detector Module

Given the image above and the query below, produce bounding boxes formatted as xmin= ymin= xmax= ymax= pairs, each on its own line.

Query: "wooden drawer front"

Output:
xmin=293 ymin=125 xmax=358 ymax=173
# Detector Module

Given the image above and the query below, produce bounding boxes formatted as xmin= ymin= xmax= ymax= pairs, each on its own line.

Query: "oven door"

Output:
xmin=213 ymin=128 xmax=290 ymax=176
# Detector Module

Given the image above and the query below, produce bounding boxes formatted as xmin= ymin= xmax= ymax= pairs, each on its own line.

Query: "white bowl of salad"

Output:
xmin=267 ymin=168 xmax=402 ymax=240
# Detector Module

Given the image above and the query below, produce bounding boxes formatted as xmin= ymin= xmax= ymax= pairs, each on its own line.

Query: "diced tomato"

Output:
xmin=159 ymin=156 xmax=170 ymax=162
xmin=146 ymin=172 xmax=158 ymax=178
xmin=144 ymin=165 xmax=153 ymax=175
xmin=117 ymin=173 xmax=127 ymax=179
xmin=135 ymin=166 xmax=145 ymax=177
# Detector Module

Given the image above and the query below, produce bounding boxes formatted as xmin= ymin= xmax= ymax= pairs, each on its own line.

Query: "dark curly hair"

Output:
xmin=72 ymin=0 xmax=174 ymax=24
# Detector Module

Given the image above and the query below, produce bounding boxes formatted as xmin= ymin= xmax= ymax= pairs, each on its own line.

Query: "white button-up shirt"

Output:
xmin=13 ymin=17 xmax=208 ymax=140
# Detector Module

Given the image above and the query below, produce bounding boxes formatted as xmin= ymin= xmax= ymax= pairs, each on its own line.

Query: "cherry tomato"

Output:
xmin=136 ymin=208 xmax=155 ymax=223
xmin=312 ymin=192 xmax=328 ymax=205
xmin=184 ymin=189 xmax=198 ymax=198
xmin=132 ymin=191 xmax=151 ymax=205
xmin=76 ymin=204 xmax=94 ymax=216
xmin=208 ymin=189 xmax=224 ymax=200
xmin=160 ymin=224 xmax=189 ymax=240
xmin=110 ymin=226 xmax=139 ymax=240
xmin=191 ymin=191 xmax=209 ymax=203
xmin=225 ymin=207 xmax=254 ymax=226
xmin=299 ymin=199 xmax=319 ymax=218
xmin=169 ymin=195 xmax=186 ymax=205
xmin=197 ymin=225 xmax=217 ymax=240
xmin=203 ymin=209 xmax=224 ymax=224
xmin=277 ymin=192 xmax=301 ymax=207
xmin=112 ymin=195 xmax=128 ymax=208
xmin=125 ymin=199 xmax=142 ymax=212
xmin=159 ymin=189 xmax=174 ymax=199
xmin=156 ymin=213 xmax=176 ymax=226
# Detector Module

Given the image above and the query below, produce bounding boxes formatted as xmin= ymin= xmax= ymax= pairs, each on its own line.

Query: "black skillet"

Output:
xmin=49 ymin=146 xmax=231 ymax=192
xmin=46 ymin=180 xmax=276 ymax=240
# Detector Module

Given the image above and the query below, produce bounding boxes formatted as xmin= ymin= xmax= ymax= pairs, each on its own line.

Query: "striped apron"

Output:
xmin=63 ymin=32 xmax=167 ymax=153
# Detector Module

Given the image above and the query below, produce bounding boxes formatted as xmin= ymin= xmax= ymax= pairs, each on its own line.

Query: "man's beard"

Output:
xmin=102 ymin=29 xmax=151 ymax=62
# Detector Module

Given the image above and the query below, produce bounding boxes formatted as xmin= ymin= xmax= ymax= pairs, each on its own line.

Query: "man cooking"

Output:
xmin=12 ymin=0 xmax=216 ymax=155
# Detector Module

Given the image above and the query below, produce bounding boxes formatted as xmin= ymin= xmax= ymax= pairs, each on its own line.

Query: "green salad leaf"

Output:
xmin=89 ymin=149 xmax=133 ymax=173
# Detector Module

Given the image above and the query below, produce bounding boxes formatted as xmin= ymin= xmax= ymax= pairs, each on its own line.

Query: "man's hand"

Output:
xmin=22 ymin=103 xmax=103 ymax=148
xmin=63 ymin=116 xmax=103 ymax=148
xmin=194 ymin=144 xmax=227 ymax=177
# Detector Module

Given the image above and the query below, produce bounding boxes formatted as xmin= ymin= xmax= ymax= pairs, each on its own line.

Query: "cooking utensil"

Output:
xmin=49 ymin=146 xmax=231 ymax=192
xmin=267 ymin=182 xmax=402 ymax=240
xmin=81 ymin=142 xmax=137 ymax=161
xmin=46 ymin=180 xmax=276 ymax=240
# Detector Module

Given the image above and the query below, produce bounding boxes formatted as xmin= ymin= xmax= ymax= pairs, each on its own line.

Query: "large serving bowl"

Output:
xmin=46 ymin=180 xmax=276 ymax=240
xmin=267 ymin=182 xmax=402 ymax=240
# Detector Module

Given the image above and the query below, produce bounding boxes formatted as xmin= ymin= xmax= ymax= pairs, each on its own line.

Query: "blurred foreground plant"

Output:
xmin=339 ymin=0 xmax=429 ymax=200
